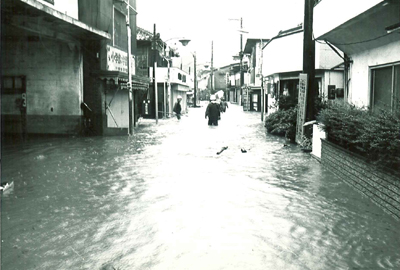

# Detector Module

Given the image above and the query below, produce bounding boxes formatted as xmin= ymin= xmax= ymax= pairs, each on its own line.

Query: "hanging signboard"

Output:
xmin=295 ymin=73 xmax=308 ymax=144
xmin=106 ymin=45 xmax=135 ymax=74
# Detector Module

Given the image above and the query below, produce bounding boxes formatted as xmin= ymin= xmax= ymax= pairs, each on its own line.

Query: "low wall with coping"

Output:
xmin=321 ymin=139 xmax=400 ymax=221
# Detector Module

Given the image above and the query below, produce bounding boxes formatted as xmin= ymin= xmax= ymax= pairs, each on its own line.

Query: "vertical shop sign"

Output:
xmin=296 ymin=73 xmax=308 ymax=144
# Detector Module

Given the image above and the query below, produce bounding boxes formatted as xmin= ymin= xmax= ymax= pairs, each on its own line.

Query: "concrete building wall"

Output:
xmin=2 ymin=38 xmax=83 ymax=134
xmin=198 ymin=75 xmax=209 ymax=90
xmin=263 ymin=33 xmax=303 ymax=77
xmin=263 ymin=33 xmax=343 ymax=78
xmin=316 ymin=43 xmax=343 ymax=70
xmin=79 ymin=0 xmax=137 ymax=63
xmin=39 ymin=0 xmax=79 ymax=19
xmin=348 ymin=40 xmax=400 ymax=107
xmin=321 ymin=70 xmax=344 ymax=98
xmin=214 ymin=67 xmax=230 ymax=91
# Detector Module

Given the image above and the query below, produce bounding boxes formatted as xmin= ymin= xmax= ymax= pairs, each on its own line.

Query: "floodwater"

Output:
xmin=1 ymin=103 xmax=399 ymax=270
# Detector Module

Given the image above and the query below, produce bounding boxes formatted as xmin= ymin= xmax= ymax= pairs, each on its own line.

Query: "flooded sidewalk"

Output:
xmin=1 ymin=103 xmax=399 ymax=270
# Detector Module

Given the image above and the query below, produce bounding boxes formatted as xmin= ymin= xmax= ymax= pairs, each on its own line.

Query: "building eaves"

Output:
xmin=262 ymin=24 xmax=303 ymax=50
xmin=315 ymin=0 xmax=400 ymax=55
xmin=243 ymin=38 xmax=270 ymax=54
xmin=276 ymin=24 xmax=303 ymax=39
xmin=4 ymin=0 xmax=111 ymax=40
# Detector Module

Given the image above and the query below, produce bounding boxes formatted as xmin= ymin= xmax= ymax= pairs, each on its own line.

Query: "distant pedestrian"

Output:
xmin=216 ymin=97 xmax=222 ymax=120
xmin=220 ymin=98 xmax=228 ymax=113
xmin=205 ymin=95 xmax=220 ymax=126
xmin=173 ymin=96 xmax=182 ymax=120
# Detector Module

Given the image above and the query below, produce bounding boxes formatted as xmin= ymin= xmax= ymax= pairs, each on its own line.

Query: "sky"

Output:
xmin=137 ymin=0 xmax=305 ymax=69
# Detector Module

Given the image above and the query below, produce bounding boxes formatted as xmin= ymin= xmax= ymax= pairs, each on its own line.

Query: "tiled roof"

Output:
xmin=137 ymin=27 xmax=153 ymax=41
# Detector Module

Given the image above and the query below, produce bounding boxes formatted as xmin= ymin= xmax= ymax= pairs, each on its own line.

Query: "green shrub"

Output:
xmin=264 ymin=106 xmax=298 ymax=141
xmin=317 ymin=102 xmax=400 ymax=169
xmin=277 ymin=95 xmax=297 ymax=111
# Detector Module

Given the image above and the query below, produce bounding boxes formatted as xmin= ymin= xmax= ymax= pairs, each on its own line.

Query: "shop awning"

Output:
xmin=316 ymin=1 xmax=400 ymax=55
xmin=91 ymin=70 xmax=150 ymax=91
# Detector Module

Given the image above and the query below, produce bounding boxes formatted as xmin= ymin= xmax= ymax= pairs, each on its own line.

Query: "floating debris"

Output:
xmin=217 ymin=146 xmax=228 ymax=155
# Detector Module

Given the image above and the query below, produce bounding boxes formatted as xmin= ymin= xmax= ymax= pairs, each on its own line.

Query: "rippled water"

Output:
xmin=1 ymin=103 xmax=399 ymax=270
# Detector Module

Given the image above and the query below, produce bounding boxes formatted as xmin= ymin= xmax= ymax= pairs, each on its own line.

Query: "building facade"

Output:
xmin=314 ymin=0 xmax=400 ymax=112
xmin=78 ymin=0 xmax=149 ymax=135
xmin=243 ymin=38 xmax=269 ymax=112
xmin=136 ymin=26 xmax=193 ymax=119
xmin=2 ymin=0 xmax=111 ymax=139
xmin=262 ymin=25 xmax=344 ymax=115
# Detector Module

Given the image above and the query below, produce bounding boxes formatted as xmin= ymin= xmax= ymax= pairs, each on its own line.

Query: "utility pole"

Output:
xmin=211 ymin=41 xmax=214 ymax=92
xmin=240 ymin=17 xmax=243 ymax=104
xmin=193 ymin=52 xmax=197 ymax=107
xmin=152 ymin=24 xmax=158 ymax=124
xmin=124 ymin=0 xmax=133 ymax=134
xmin=303 ymin=0 xmax=316 ymax=122
xmin=260 ymin=39 xmax=264 ymax=122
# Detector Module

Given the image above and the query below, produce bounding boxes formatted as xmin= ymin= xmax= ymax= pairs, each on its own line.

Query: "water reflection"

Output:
xmin=1 ymin=103 xmax=399 ymax=270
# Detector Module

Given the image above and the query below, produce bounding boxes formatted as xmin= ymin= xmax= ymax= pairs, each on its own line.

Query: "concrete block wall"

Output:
xmin=321 ymin=139 xmax=400 ymax=221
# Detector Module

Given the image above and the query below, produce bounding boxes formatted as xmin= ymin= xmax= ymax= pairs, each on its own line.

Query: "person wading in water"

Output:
xmin=205 ymin=95 xmax=220 ymax=126
xmin=173 ymin=95 xmax=182 ymax=120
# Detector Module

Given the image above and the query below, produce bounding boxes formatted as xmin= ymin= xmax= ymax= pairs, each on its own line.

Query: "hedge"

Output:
xmin=317 ymin=102 xmax=400 ymax=170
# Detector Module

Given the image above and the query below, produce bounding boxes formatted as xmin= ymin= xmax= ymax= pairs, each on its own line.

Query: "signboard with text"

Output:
xmin=295 ymin=73 xmax=308 ymax=144
xmin=106 ymin=45 xmax=135 ymax=75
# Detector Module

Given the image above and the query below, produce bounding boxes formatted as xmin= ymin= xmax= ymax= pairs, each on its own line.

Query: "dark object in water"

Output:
xmin=217 ymin=146 xmax=228 ymax=155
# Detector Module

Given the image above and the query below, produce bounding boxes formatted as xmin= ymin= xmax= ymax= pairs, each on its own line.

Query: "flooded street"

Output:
xmin=1 ymin=103 xmax=399 ymax=270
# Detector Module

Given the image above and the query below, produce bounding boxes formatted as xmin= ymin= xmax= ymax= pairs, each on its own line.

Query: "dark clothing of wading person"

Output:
xmin=205 ymin=102 xmax=220 ymax=126
xmin=220 ymin=100 xmax=228 ymax=112
xmin=173 ymin=97 xmax=182 ymax=120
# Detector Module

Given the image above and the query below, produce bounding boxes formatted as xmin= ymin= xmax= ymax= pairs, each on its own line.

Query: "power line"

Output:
xmin=313 ymin=32 xmax=392 ymax=46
